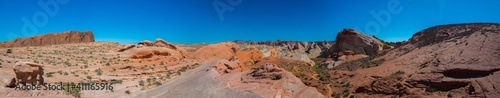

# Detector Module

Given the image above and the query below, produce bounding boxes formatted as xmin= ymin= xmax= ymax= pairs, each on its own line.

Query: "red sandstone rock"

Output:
xmin=0 ymin=31 xmax=94 ymax=48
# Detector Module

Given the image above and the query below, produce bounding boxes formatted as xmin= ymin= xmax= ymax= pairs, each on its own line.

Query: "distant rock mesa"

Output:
xmin=0 ymin=31 xmax=95 ymax=48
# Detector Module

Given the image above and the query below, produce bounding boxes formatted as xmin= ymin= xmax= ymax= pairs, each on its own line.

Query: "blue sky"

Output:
xmin=1 ymin=0 xmax=499 ymax=44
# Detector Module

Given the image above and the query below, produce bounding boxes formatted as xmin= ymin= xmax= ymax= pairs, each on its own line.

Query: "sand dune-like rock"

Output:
xmin=0 ymin=31 xmax=94 ymax=48
xmin=189 ymin=42 xmax=240 ymax=61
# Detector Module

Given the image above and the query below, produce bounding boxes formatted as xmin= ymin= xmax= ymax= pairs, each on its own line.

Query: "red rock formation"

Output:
xmin=0 ymin=31 xmax=94 ymax=48
xmin=154 ymin=38 xmax=178 ymax=50
xmin=189 ymin=42 xmax=240 ymax=61
xmin=350 ymin=23 xmax=500 ymax=97
xmin=327 ymin=28 xmax=390 ymax=55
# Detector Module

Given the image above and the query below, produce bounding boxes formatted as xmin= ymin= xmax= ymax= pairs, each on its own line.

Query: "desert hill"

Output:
xmin=0 ymin=31 xmax=94 ymax=48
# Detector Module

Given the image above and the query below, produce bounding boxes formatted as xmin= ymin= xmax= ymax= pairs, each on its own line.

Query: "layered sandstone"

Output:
xmin=327 ymin=28 xmax=391 ymax=56
xmin=0 ymin=31 xmax=95 ymax=48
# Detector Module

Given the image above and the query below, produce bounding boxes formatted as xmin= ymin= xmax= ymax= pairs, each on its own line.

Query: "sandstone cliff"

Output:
xmin=0 ymin=31 xmax=95 ymax=48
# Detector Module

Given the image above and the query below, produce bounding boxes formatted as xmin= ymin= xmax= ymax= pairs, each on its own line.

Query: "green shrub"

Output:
xmin=425 ymin=87 xmax=438 ymax=92
xmin=95 ymin=68 xmax=103 ymax=76
xmin=125 ymin=90 xmax=131 ymax=94
xmin=6 ymin=49 xmax=12 ymax=53
xmin=160 ymin=61 xmax=164 ymax=65
xmin=139 ymin=80 xmax=145 ymax=86
xmin=153 ymin=81 xmax=162 ymax=86
xmin=46 ymin=73 xmax=53 ymax=77
xmin=271 ymin=74 xmax=282 ymax=80
xmin=63 ymin=82 xmax=81 ymax=98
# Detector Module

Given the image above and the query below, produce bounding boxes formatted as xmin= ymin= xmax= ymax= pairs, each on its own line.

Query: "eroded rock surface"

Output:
xmin=0 ymin=31 xmax=94 ymax=48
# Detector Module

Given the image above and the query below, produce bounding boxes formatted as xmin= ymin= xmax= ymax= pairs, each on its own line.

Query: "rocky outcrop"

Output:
xmin=153 ymin=38 xmax=178 ymax=50
xmin=134 ymin=60 xmax=324 ymax=98
xmin=237 ymin=40 xmax=331 ymax=58
xmin=0 ymin=31 xmax=95 ymax=48
xmin=246 ymin=63 xmax=284 ymax=80
xmin=327 ymin=28 xmax=390 ymax=56
xmin=138 ymin=40 xmax=154 ymax=47
xmin=289 ymin=53 xmax=315 ymax=66
xmin=189 ymin=42 xmax=240 ymax=61
xmin=237 ymin=41 xmax=330 ymax=66
xmin=403 ymin=23 xmax=500 ymax=97
xmin=212 ymin=58 xmax=249 ymax=74
xmin=12 ymin=62 xmax=44 ymax=85
xmin=119 ymin=38 xmax=187 ymax=59
xmin=130 ymin=47 xmax=173 ymax=59
xmin=235 ymin=48 xmax=264 ymax=65
xmin=350 ymin=23 xmax=500 ymax=97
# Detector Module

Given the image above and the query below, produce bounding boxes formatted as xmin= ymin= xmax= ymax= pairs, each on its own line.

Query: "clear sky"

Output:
xmin=1 ymin=0 xmax=499 ymax=44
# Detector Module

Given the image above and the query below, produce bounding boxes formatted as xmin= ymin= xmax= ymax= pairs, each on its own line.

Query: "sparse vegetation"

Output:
xmin=95 ymin=68 xmax=103 ymax=76
xmin=139 ymin=80 xmax=145 ymax=86
xmin=271 ymin=74 xmax=282 ymax=80
xmin=63 ymin=82 xmax=81 ymax=98
xmin=6 ymin=49 xmax=12 ymax=53
xmin=125 ymin=90 xmax=131 ymax=94
xmin=46 ymin=73 xmax=53 ymax=77
xmin=153 ymin=81 xmax=162 ymax=86
xmin=425 ymin=87 xmax=438 ymax=92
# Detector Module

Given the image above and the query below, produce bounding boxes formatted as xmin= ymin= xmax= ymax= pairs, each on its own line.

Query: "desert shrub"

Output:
xmin=160 ymin=61 xmax=164 ymax=65
xmin=105 ymin=62 xmax=111 ymax=66
xmin=95 ymin=68 xmax=103 ymax=76
xmin=139 ymin=80 xmax=145 ymax=86
xmin=63 ymin=82 xmax=81 ymax=98
xmin=46 ymin=73 xmax=53 ymax=77
xmin=86 ymin=76 xmax=92 ymax=80
xmin=57 ymin=70 xmax=63 ymax=75
xmin=125 ymin=90 xmax=131 ymax=94
xmin=64 ymin=72 xmax=69 ymax=75
xmin=179 ymin=66 xmax=188 ymax=72
xmin=110 ymin=79 xmax=123 ymax=84
xmin=6 ymin=49 xmax=12 ymax=53
xmin=425 ymin=87 xmax=438 ymax=92
xmin=271 ymin=74 xmax=282 ymax=80
xmin=153 ymin=81 xmax=162 ymax=86
xmin=147 ymin=78 xmax=152 ymax=83
xmin=64 ymin=61 xmax=71 ymax=66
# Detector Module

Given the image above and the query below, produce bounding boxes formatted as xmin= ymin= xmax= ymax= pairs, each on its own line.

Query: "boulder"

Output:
xmin=289 ymin=53 xmax=315 ymax=66
xmin=13 ymin=62 xmax=44 ymax=84
xmin=328 ymin=28 xmax=386 ymax=55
